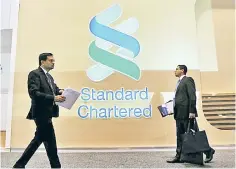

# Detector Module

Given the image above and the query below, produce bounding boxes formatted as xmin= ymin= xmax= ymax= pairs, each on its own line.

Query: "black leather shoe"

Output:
xmin=167 ymin=157 xmax=183 ymax=163
xmin=13 ymin=164 xmax=25 ymax=168
xmin=205 ymin=148 xmax=215 ymax=163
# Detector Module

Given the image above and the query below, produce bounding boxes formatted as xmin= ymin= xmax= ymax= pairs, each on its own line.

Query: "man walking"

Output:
xmin=167 ymin=65 xmax=215 ymax=163
xmin=13 ymin=53 xmax=66 ymax=168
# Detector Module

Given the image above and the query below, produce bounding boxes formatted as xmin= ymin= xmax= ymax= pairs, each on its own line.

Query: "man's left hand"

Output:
xmin=189 ymin=113 xmax=195 ymax=118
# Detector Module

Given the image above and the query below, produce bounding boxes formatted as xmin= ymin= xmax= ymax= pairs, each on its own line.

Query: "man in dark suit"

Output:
xmin=167 ymin=65 xmax=215 ymax=163
xmin=13 ymin=53 xmax=66 ymax=168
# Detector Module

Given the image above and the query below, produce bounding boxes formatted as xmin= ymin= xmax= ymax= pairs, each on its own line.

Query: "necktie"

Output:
xmin=46 ymin=73 xmax=55 ymax=96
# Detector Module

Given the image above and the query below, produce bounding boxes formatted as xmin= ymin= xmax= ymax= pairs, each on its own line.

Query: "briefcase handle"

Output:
xmin=187 ymin=119 xmax=199 ymax=133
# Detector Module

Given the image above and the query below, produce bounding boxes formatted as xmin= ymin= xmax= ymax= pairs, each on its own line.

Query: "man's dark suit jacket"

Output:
xmin=174 ymin=76 xmax=198 ymax=120
xmin=26 ymin=67 xmax=61 ymax=120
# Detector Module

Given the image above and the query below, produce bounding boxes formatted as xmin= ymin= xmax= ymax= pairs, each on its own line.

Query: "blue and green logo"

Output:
xmin=87 ymin=4 xmax=141 ymax=82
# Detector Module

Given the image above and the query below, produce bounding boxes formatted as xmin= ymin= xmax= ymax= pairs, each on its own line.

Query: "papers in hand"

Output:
xmin=56 ymin=88 xmax=80 ymax=110
xmin=157 ymin=100 xmax=174 ymax=117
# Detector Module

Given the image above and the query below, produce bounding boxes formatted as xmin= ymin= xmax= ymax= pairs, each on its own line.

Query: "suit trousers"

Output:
xmin=14 ymin=118 xmax=61 ymax=168
xmin=176 ymin=119 xmax=189 ymax=157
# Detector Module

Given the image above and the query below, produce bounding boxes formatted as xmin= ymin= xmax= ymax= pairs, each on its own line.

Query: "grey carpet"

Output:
xmin=1 ymin=149 xmax=235 ymax=168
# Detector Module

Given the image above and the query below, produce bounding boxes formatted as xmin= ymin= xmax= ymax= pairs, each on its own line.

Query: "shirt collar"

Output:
xmin=179 ymin=75 xmax=186 ymax=81
xmin=40 ymin=66 xmax=48 ymax=74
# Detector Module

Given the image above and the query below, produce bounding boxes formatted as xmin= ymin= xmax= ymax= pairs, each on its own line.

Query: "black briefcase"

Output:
xmin=181 ymin=119 xmax=211 ymax=154
xmin=180 ymin=152 xmax=204 ymax=165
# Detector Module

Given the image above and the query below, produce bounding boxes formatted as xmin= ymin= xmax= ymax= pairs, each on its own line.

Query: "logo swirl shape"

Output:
xmin=87 ymin=4 xmax=141 ymax=82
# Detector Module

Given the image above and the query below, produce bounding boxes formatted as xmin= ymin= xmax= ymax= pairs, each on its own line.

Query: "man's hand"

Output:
xmin=58 ymin=89 xmax=64 ymax=94
xmin=189 ymin=113 xmax=195 ymax=118
xmin=54 ymin=95 xmax=66 ymax=102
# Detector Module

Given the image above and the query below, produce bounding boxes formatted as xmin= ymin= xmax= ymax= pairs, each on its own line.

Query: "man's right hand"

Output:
xmin=54 ymin=95 xmax=66 ymax=102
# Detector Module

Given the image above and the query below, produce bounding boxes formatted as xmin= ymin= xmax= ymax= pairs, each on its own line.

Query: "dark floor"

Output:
xmin=1 ymin=149 xmax=235 ymax=168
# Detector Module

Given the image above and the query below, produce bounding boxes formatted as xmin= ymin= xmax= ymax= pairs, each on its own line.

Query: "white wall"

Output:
xmin=1 ymin=0 xmax=19 ymax=131
xmin=1 ymin=0 xmax=19 ymax=29
xmin=195 ymin=0 xmax=218 ymax=71
xmin=1 ymin=53 xmax=11 ymax=130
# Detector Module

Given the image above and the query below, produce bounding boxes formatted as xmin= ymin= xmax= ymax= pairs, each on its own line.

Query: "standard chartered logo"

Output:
xmin=78 ymin=87 xmax=152 ymax=119
xmin=77 ymin=5 xmax=150 ymax=120
xmin=87 ymin=4 xmax=141 ymax=82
